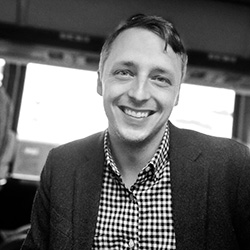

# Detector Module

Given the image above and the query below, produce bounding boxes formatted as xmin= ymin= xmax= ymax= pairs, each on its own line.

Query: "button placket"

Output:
xmin=129 ymin=192 xmax=135 ymax=202
xmin=128 ymin=239 xmax=135 ymax=248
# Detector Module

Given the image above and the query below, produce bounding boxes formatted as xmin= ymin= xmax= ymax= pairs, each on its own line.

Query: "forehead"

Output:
xmin=112 ymin=28 xmax=165 ymax=55
xmin=104 ymin=28 xmax=182 ymax=76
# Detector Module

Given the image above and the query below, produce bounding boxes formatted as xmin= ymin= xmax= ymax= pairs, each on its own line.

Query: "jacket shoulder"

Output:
xmin=41 ymin=131 xmax=105 ymax=182
xmin=169 ymin=122 xmax=250 ymax=165
xmin=51 ymin=131 xmax=104 ymax=161
xmin=170 ymin=122 xmax=248 ymax=152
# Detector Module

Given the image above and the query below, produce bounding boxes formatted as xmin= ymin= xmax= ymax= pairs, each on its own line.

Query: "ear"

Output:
xmin=174 ymin=92 xmax=179 ymax=106
xmin=97 ymin=71 xmax=103 ymax=96
xmin=174 ymin=85 xmax=181 ymax=106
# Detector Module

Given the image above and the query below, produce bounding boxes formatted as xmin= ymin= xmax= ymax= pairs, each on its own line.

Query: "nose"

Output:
xmin=127 ymin=77 xmax=150 ymax=102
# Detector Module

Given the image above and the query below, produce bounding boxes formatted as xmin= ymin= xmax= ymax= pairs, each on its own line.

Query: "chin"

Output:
xmin=116 ymin=128 xmax=150 ymax=144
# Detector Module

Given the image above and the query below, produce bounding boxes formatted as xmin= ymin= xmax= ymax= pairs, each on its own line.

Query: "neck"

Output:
xmin=109 ymin=132 xmax=163 ymax=188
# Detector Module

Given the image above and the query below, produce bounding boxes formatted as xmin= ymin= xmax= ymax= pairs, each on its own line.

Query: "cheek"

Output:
xmin=102 ymin=77 xmax=117 ymax=94
xmin=156 ymin=90 xmax=179 ymax=110
xmin=103 ymin=82 xmax=129 ymax=102
xmin=102 ymin=86 xmax=120 ymax=111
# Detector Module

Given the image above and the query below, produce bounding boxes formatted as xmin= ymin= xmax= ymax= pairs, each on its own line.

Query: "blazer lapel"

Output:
xmin=72 ymin=132 xmax=105 ymax=250
xmin=169 ymin=123 xmax=209 ymax=250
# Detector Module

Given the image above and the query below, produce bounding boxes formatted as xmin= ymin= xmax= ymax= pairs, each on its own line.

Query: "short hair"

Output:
xmin=98 ymin=14 xmax=188 ymax=79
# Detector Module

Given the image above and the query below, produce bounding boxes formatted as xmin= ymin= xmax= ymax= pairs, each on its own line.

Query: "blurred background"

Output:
xmin=0 ymin=0 xmax=250 ymax=248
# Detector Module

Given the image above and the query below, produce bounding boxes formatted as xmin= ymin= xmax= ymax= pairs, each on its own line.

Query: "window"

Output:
xmin=15 ymin=64 xmax=235 ymax=179
xmin=18 ymin=65 xmax=235 ymax=143
xmin=15 ymin=63 xmax=108 ymax=178
xmin=170 ymin=83 xmax=235 ymax=138
xmin=18 ymin=63 xmax=107 ymax=145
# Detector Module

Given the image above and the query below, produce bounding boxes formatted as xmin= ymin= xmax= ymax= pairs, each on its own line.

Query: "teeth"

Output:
xmin=124 ymin=108 xmax=149 ymax=118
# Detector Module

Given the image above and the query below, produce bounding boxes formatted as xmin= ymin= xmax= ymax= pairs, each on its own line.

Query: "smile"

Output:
xmin=120 ymin=106 xmax=154 ymax=119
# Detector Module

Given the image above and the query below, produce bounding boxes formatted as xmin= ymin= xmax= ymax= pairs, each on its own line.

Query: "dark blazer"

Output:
xmin=22 ymin=123 xmax=250 ymax=250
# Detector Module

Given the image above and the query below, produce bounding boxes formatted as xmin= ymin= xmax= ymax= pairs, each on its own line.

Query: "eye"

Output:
xmin=151 ymin=75 xmax=171 ymax=87
xmin=114 ymin=69 xmax=134 ymax=79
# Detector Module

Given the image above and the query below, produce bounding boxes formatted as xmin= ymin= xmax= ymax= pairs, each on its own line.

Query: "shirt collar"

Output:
xmin=104 ymin=123 xmax=170 ymax=182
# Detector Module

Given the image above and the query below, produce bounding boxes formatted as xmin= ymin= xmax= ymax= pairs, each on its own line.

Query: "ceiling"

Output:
xmin=0 ymin=0 xmax=250 ymax=93
xmin=0 ymin=0 xmax=250 ymax=57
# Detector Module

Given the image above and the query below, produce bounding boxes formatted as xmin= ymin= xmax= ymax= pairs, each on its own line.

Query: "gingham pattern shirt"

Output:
xmin=92 ymin=124 xmax=176 ymax=249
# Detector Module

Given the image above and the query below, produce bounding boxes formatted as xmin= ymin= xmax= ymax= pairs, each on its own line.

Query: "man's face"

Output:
xmin=97 ymin=28 xmax=182 ymax=145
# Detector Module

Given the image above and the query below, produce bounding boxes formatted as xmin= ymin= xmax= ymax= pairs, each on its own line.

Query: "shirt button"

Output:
xmin=128 ymin=239 xmax=135 ymax=249
xmin=129 ymin=193 xmax=135 ymax=202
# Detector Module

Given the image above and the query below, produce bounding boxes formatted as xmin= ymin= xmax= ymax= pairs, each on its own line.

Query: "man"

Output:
xmin=22 ymin=14 xmax=250 ymax=250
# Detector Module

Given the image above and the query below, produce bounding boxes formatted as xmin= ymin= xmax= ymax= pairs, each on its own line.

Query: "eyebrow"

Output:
xmin=151 ymin=67 xmax=170 ymax=74
xmin=114 ymin=61 xmax=136 ymax=68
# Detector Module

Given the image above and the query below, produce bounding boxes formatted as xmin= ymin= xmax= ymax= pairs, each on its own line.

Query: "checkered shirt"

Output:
xmin=92 ymin=124 xmax=176 ymax=249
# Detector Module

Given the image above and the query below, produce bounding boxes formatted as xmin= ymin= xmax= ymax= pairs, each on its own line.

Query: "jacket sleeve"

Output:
xmin=21 ymin=150 xmax=52 ymax=250
xmin=234 ymin=145 xmax=250 ymax=250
